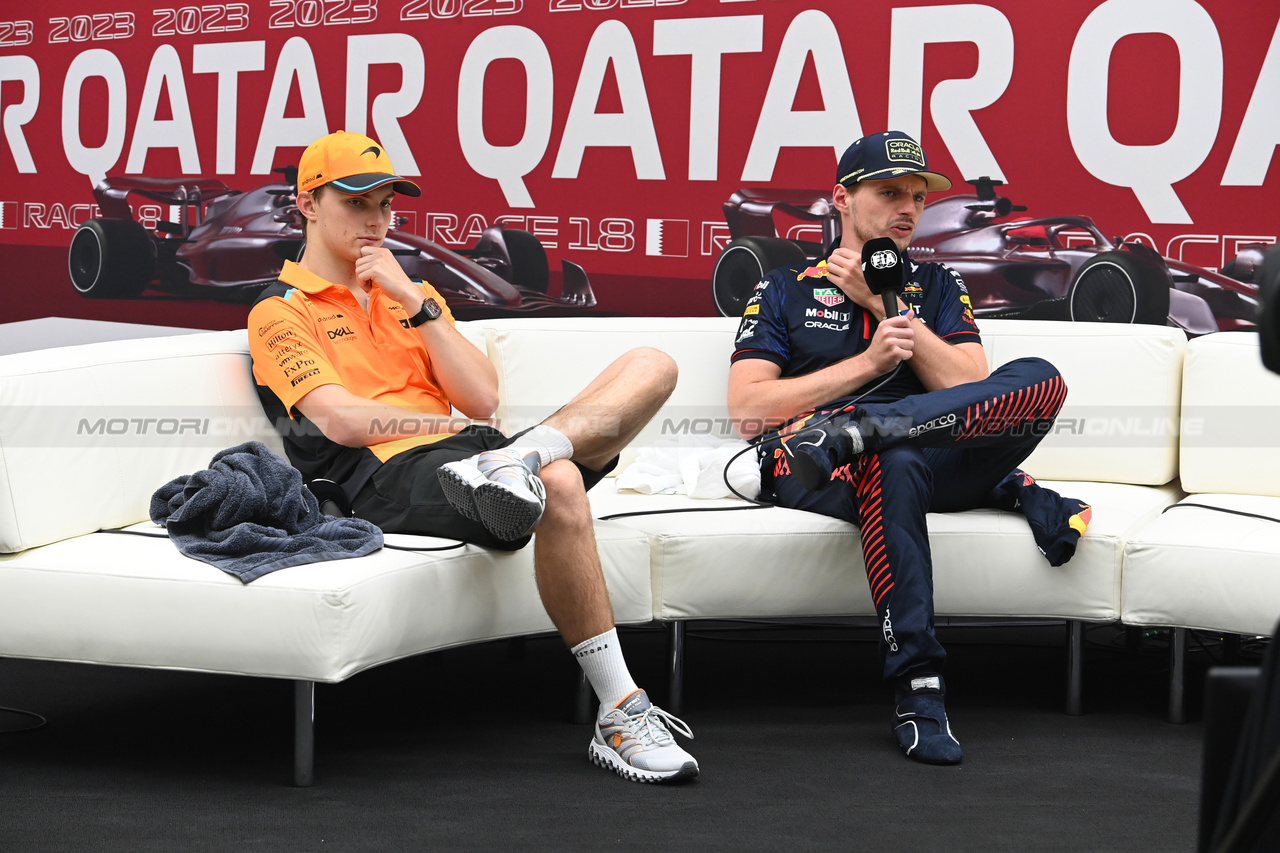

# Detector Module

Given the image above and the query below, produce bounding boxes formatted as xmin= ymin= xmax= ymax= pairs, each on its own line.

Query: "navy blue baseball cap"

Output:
xmin=837 ymin=131 xmax=952 ymax=192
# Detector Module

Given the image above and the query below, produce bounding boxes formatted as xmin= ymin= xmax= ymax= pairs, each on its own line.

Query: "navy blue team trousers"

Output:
xmin=763 ymin=357 xmax=1068 ymax=683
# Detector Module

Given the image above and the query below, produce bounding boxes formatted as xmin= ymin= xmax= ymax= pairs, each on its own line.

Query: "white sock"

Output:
xmin=475 ymin=449 xmax=543 ymax=492
xmin=506 ymin=424 xmax=574 ymax=469
xmin=571 ymin=628 xmax=640 ymax=713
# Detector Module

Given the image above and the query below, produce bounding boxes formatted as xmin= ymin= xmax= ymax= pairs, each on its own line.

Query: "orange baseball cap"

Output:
xmin=297 ymin=131 xmax=422 ymax=197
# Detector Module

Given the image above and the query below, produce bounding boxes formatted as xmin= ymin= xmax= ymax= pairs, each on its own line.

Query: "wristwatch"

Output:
xmin=408 ymin=297 xmax=443 ymax=327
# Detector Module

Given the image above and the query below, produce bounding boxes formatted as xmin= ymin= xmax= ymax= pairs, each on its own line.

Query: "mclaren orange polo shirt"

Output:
xmin=248 ymin=260 xmax=462 ymax=495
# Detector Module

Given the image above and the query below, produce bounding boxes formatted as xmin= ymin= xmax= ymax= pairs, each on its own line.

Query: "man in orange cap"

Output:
xmin=248 ymin=131 xmax=698 ymax=784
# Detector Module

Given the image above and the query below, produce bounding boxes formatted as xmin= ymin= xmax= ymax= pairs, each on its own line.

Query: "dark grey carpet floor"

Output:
xmin=0 ymin=622 xmax=1248 ymax=852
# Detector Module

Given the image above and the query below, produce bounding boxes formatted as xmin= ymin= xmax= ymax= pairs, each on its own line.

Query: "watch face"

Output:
xmin=410 ymin=297 xmax=442 ymax=326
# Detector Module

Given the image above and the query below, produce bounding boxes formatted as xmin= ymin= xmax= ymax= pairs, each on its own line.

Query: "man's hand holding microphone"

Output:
xmin=826 ymin=237 xmax=915 ymax=373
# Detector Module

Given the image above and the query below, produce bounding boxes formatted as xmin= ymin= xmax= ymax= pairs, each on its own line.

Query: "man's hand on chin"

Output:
xmin=356 ymin=246 xmax=418 ymax=307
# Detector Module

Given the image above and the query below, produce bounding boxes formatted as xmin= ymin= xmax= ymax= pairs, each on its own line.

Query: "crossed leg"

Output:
xmin=531 ymin=347 xmax=677 ymax=645
xmin=438 ymin=346 xmax=696 ymax=781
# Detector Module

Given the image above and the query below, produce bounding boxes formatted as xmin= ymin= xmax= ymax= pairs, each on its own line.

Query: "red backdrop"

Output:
xmin=1 ymin=0 xmax=1277 ymax=327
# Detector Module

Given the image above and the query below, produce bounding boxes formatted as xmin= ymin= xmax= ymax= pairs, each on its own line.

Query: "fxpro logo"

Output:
xmin=282 ymin=359 xmax=316 ymax=377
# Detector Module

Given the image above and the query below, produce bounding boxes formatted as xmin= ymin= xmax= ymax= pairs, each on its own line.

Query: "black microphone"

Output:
xmin=862 ymin=237 xmax=905 ymax=320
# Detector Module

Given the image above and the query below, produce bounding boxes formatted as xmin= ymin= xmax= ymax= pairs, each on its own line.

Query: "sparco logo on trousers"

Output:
xmin=908 ymin=413 xmax=957 ymax=438
xmin=883 ymin=610 xmax=899 ymax=652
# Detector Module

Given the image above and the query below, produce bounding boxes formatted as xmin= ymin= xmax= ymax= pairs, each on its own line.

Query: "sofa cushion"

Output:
xmin=0 ymin=521 xmax=653 ymax=681
xmin=1178 ymin=332 xmax=1280 ymax=497
xmin=478 ymin=317 xmax=1186 ymax=487
xmin=477 ymin=316 xmax=740 ymax=469
xmin=0 ymin=331 xmax=283 ymax=553
xmin=590 ymin=478 xmax=1181 ymax=623
xmin=977 ymin=320 xmax=1187 ymax=486
xmin=1122 ymin=494 xmax=1280 ymax=636
xmin=453 ymin=320 xmax=488 ymax=356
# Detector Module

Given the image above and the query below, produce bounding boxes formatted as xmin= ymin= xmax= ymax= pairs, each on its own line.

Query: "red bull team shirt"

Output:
xmin=731 ymin=245 xmax=981 ymax=404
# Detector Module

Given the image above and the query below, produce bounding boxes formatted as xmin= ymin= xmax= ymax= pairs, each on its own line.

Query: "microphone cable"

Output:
xmin=719 ymin=362 xmax=906 ymax=506
xmin=596 ymin=365 xmax=905 ymax=523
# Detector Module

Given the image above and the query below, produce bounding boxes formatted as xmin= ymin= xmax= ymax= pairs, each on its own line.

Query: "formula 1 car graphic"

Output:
xmin=711 ymin=178 xmax=1260 ymax=335
xmin=67 ymin=167 xmax=596 ymax=318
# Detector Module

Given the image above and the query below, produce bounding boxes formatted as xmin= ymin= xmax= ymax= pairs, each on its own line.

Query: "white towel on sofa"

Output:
xmin=615 ymin=436 xmax=761 ymax=500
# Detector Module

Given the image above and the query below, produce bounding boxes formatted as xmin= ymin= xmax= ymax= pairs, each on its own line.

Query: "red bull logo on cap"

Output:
xmin=886 ymin=138 xmax=926 ymax=167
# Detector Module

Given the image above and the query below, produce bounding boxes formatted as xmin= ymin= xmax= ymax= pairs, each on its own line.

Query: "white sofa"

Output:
xmin=1121 ymin=332 xmax=1280 ymax=719
xmin=1 ymin=316 xmax=1274 ymax=782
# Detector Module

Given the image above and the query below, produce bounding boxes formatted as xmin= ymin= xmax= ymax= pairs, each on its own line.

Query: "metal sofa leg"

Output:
xmin=667 ymin=621 xmax=686 ymax=714
xmin=574 ymin=671 xmax=595 ymax=726
xmin=294 ymin=680 xmax=315 ymax=787
xmin=1169 ymin=627 xmax=1187 ymax=724
xmin=1066 ymin=620 xmax=1084 ymax=716
xmin=1224 ymin=632 xmax=1241 ymax=664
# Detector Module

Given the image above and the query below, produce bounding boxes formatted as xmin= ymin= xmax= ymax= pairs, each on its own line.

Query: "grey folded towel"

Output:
xmin=150 ymin=441 xmax=383 ymax=583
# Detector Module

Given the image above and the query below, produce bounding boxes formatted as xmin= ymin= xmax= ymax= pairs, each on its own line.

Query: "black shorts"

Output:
xmin=350 ymin=425 xmax=617 ymax=551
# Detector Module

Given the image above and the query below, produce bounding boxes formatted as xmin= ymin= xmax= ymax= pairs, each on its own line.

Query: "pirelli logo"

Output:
xmin=290 ymin=368 xmax=322 ymax=387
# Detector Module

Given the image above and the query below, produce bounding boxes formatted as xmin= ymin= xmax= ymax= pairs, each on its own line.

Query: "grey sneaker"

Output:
xmin=437 ymin=448 xmax=546 ymax=541
xmin=589 ymin=690 xmax=699 ymax=783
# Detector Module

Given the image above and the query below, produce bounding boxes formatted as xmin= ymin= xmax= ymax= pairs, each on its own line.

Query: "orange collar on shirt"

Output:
xmin=279 ymin=260 xmax=352 ymax=295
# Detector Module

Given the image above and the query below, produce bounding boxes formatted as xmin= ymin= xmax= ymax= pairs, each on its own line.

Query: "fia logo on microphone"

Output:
xmin=870 ymin=249 xmax=898 ymax=270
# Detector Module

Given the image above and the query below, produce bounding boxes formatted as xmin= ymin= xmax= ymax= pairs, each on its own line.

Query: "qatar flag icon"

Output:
xmin=646 ymin=219 xmax=689 ymax=257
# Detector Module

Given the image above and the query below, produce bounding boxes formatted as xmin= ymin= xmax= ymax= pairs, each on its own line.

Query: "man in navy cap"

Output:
xmin=727 ymin=131 xmax=1091 ymax=765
